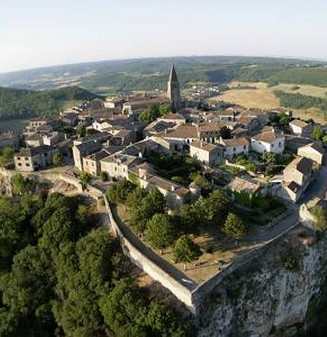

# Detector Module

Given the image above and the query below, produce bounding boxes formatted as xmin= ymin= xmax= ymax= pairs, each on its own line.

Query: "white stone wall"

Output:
xmin=251 ymin=137 xmax=285 ymax=154
xmin=100 ymin=160 xmax=129 ymax=179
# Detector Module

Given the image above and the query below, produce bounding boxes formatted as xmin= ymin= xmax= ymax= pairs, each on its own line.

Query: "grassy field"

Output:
xmin=273 ymin=83 xmax=327 ymax=98
xmin=210 ymin=81 xmax=280 ymax=109
xmin=208 ymin=81 xmax=326 ymax=123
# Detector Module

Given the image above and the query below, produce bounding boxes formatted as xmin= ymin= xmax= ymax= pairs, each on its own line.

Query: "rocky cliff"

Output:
xmin=197 ymin=225 xmax=327 ymax=337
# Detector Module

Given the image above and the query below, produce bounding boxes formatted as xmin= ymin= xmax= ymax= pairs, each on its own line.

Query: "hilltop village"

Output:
xmin=1 ymin=65 xmax=327 ymax=316
xmin=4 ymin=66 xmax=326 ymax=204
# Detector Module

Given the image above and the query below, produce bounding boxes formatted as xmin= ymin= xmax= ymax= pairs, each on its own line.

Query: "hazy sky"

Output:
xmin=0 ymin=0 xmax=326 ymax=73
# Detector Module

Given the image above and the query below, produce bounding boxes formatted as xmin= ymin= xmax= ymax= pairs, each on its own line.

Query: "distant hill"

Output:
xmin=0 ymin=56 xmax=326 ymax=94
xmin=0 ymin=86 xmax=100 ymax=119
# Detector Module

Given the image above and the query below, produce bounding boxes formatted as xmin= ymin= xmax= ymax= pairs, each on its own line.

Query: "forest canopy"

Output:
xmin=0 ymin=86 xmax=100 ymax=119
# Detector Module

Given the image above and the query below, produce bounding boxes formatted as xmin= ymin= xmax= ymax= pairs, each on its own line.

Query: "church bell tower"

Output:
xmin=167 ymin=65 xmax=181 ymax=111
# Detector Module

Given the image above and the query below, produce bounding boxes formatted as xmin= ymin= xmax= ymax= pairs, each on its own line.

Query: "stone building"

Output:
xmin=297 ymin=143 xmax=325 ymax=165
xmin=167 ymin=65 xmax=181 ymax=111
xmin=189 ymin=140 xmax=224 ymax=166
xmin=14 ymin=145 xmax=53 ymax=172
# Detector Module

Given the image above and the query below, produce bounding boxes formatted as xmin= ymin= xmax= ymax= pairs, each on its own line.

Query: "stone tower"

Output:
xmin=167 ymin=64 xmax=181 ymax=111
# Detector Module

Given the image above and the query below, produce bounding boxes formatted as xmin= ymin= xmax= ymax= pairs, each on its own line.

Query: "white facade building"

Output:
xmin=250 ymin=130 xmax=285 ymax=154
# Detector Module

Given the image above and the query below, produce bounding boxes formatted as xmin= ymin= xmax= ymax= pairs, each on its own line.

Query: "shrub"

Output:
xmin=283 ymin=255 xmax=300 ymax=272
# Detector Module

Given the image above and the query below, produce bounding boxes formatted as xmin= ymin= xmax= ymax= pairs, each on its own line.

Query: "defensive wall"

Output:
xmin=2 ymin=168 xmax=301 ymax=315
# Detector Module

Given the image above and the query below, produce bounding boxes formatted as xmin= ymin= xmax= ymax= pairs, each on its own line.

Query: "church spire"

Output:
xmin=169 ymin=64 xmax=178 ymax=83
xmin=167 ymin=64 xmax=181 ymax=111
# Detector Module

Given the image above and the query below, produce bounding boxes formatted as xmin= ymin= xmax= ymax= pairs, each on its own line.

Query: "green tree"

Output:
xmin=75 ymin=228 xmax=113 ymax=292
xmin=145 ymin=214 xmax=176 ymax=251
xmin=158 ymin=103 xmax=172 ymax=116
xmin=311 ymin=205 xmax=327 ymax=231
xmin=79 ymin=171 xmax=92 ymax=190
xmin=40 ymin=206 xmax=77 ymax=252
xmin=1 ymin=245 xmax=56 ymax=335
xmin=130 ymin=188 xmax=166 ymax=234
xmin=11 ymin=173 xmax=27 ymax=195
xmin=189 ymin=172 xmax=213 ymax=197
xmin=126 ymin=187 xmax=147 ymax=208
xmin=322 ymin=134 xmax=327 ymax=144
xmin=0 ymin=146 xmax=14 ymax=166
xmin=173 ymin=235 xmax=201 ymax=269
xmin=194 ymin=190 xmax=229 ymax=227
xmin=179 ymin=203 xmax=199 ymax=234
xmin=311 ymin=125 xmax=323 ymax=140
xmin=220 ymin=126 xmax=231 ymax=139
xmin=146 ymin=300 xmax=185 ymax=337
xmin=53 ymin=151 xmax=64 ymax=166
xmin=139 ymin=106 xmax=160 ymax=123
xmin=262 ymin=152 xmax=277 ymax=165
xmin=99 ymin=171 xmax=108 ymax=181
xmin=223 ymin=213 xmax=247 ymax=240
xmin=100 ymin=279 xmax=148 ymax=337
xmin=107 ymin=179 xmax=136 ymax=204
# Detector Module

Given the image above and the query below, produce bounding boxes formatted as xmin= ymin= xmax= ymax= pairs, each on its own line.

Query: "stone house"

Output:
xmin=219 ymin=137 xmax=250 ymax=159
xmin=157 ymin=113 xmax=186 ymax=125
xmin=282 ymin=156 xmax=313 ymax=202
xmin=130 ymin=163 xmax=191 ymax=210
xmin=250 ymin=129 xmax=285 ymax=154
xmin=25 ymin=134 xmax=43 ymax=147
xmin=226 ymin=176 xmax=261 ymax=206
xmin=100 ymin=153 xmax=142 ymax=180
xmin=83 ymin=149 xmax=112 ymax=176
xmin=160 ymin=124 xmax=198 ymax=151
xmin=189 ymin=141 xmax=224 ymax=166
xmin=72 ymin=140 xmax=102 ymax=171
xmin=122 ymin=97 xmax=169 ymax=116
xmin=297 ymin=143 xmax=325 ymax=165
xmin=14 ymin=145 xmax=53 ymax=172
xmin=42 ymin=132 xmax=65 ymax=147
xmin=289 ymin=119 xmax=313 ymax=137
xmin=62 ymin=113 xmax=79 ymax=127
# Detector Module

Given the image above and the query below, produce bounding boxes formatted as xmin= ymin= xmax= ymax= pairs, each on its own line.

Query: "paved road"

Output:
xmin=247 ymin=157 xmax=327 ymax=243
xmin=245 ymin=207 xmax=299 ymax=243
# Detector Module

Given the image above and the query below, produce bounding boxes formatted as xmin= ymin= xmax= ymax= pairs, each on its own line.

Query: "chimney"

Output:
xmin=139 ymin=152 xmax=143 ymax=158
xmin=171 ymin=185 xmax=175 ymax=192
xmin=200 ymin=141 xmax=203 ymax=148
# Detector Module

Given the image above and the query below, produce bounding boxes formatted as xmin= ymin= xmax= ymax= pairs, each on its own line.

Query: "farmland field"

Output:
xmin=208 ymin=81 xmax=327 ymax=123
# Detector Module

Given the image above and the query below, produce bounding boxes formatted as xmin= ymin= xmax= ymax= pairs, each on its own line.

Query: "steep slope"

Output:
xmin=0 ymin=86 xmax=100 ymax=119
xmin=197 ymin=226 xmax=327 ymax=337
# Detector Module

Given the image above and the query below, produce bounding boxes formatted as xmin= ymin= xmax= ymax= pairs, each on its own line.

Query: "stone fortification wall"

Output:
xmin=103 ymin=197 xmax=196 ymax=312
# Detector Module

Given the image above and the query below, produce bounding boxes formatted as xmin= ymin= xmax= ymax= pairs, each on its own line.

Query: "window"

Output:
xmin=243 ymin=145 xmax=246 ymax=150
xmin=26 ymin=163 xmax=30 ymax=167
xmin=25 ymin=157 xmax=28 ymax=160
xmin=18 ymin=163 xmax=22 ymax=166
xmin=17 ymin=156 xmax=21 ymax=160
xmin=271 ymin=144 xmax=274 ymax=148
xmin=279 ymin=142 xmax=282 ymax=147
xmin=233 ymin=147 xmax=236 ymax=152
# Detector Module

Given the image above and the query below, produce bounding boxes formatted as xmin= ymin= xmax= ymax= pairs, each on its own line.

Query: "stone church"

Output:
xmin=167 ymin=65 xmax=181 ymax=111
